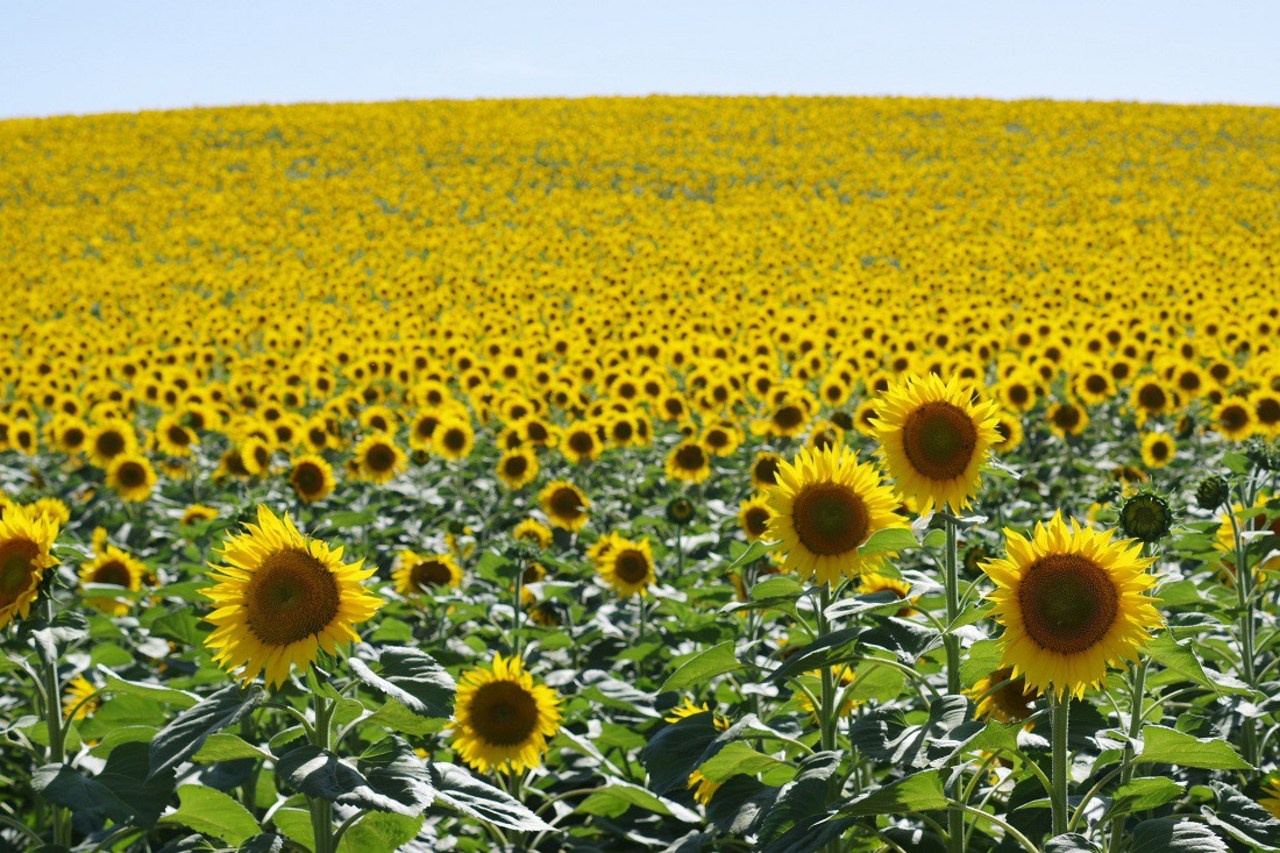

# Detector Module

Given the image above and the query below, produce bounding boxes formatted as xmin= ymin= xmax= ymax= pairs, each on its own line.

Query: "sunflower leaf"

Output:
xmin=835 ymin=768 xmax=948 ymax=816
xmin=159 ymin=784 xmax=262 ymax=845
xmin=1202 ymin=782 xmax=1280 ymax=851
xmin=1130 ymin=818 xmax=1228 ymax=853
xmin=277 ymin=744 xmax=434 ymax=817
xmin=349 ymin=646 xmax=456 ymax=719
xmin=661 ymin=640 xmax=742 ymax=693
xmin=858 ymin=528 xmax=919 ymax=556
xmin=427 ymin=761 xmax=554 ymax=831
xmin=1135 ymin=725 xmax=1253 ymax=770
xmin=148 ymin=684 xmax=265 ymax=779
xmin=97 ymin=665 xmax=200 ymax=708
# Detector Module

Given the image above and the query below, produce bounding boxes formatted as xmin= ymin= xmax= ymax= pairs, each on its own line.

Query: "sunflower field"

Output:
xmin=1 ymin=95 xmax=1279 ymax=852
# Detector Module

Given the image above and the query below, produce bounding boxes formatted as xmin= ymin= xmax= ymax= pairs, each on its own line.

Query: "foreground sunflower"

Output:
xmin=0 ymin=506 xmax=60 ymax=630
xmin=539 ymin=481 xmax=590 ymax=531
xmin=874 ymin=374 xmax=1001 ymax=514
xmin=203 ymin=505 xmax=384 ymax=688
xmin=764 ymin=444 xmax=906 ymax=585
xmin=982 ymin=513 xmax=1161 ymax=698
xmin=451 ymin=653 xmax=562 ymax=774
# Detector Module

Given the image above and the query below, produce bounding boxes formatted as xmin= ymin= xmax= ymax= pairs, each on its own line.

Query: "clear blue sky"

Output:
xmin=3 ymin=1 xmax=1277 ymax=118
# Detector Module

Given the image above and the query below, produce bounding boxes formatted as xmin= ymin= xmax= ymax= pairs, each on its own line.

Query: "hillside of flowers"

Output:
xmin=1 ymin=95 xmax=1279 ymax=851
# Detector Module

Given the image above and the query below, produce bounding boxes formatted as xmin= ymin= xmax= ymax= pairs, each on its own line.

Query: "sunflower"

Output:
xmin=63 ymin=675 xmax=100 ymax=721
xmin=408 ymin=410 xmax=443 ymax=452
xmin=26 ymin=497 xmax=71 ymax=528
xmin=1212 ymin=397 xmax=1255 ymax=441
xmin=522 ymin=588 xmax=561 ymax=627
xmin=539 ymin=481 xmax=590 ymax=531
xmin=1213 ymin=495 xmax=1280 ymax=577
xmin=982 ymin=513 xmax=1162 ymax=699
xmin=434 ymin=419 xmax=476 ymax=461
xmin=355 ymin=433 xmax=405 ymax=484
xmin=874 ymin=374 xmax=1001 ymax=514
xmin=1046 ymin=401 xmax=1089 ymax=439
xmin=1260 ymin=774 xmax=1280 ymax=821
xmin=87 ymin=419 xmax=137 ymax=468
xmin=1252 ymin=390 xmax=1280 ymax=437
xmin=663 ymin=699 xmax=732 ymax=804
xmin=50 ymin=416 xmax=90 ymax=456
xmin=1140 ymin=432 xmax=1175 ymax=469
xmin=1130 ymin=377 xmax=1173 ymax=425
xmin=154 ymin=414 xmax=198 ymax=458
xmin=0 ymin=506 xmax=59 ymax=630
xmin=202 ymin=506 xmax=385 ymax=688
xmin=738 ymin=494 xmax=772 ymax=542
xmin=496 ymin=448 xmax=538 ymax=490
xmin=289 ymin=454 xmax=336 ymax=503
xmin=240 ymin=437 xmax=274 ymax=477
xmin=765 ymin=444 xmax=907 ymax=585
xmin=513 ymin=518 xmax=553 ymax=550
xmin=997 ymin=373 xmax=1037 ymax=413
xmin=393 ymin=550 xmax=464 ymax=594
xmin=106 ymin=453 xmax=157 ymax=503
xmin=79 ymin=544 xmax=146 ymax=615
xmin=750 ymin=452 xmax=782 ymax=489
xmin=596 ymin=536 xmax=656 ymax=597
xmin=665 ymin=441 xmax=712 ymax=484
xmin=992 ymin=410 xmax=1024 ymax=454
xmin=181 ymin=503 xmax=219 ymax=526
xmin=10 ymin=420 xmax=38 ymax=455
xmin=968 ymin=666 xmax=1038 ymax=724
xmin=451 ymin=653 xmax=562 ymax=774
xmin=702 ymin=422 xmax=743 ymax=457
xmin=857 ymin=571 xmax=916 ymax=616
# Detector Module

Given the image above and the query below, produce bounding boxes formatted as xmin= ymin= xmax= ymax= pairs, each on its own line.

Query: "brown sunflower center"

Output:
xmin=527 ymin=422 xmax=549 ymax=442
xmin=116 ymin=461 xmax=147 ymax=489
xmin=443 ymin=430 xmax=466 ymax=451
xmin=469 ymin=680 xmax=539 ymax=746
xmin=1178 ymin=371 xmax=1201 ymax=392
xmin=293 ymin=463 xmax=326 ymax=495
xmin=548 ymin=487 xmax=584 ymax=519
xmin=96 ymin=431 xmax=125 ymax=458
xmin=754 ymin=457 xmax=780 ymax=485
xmin=410 ymin=560 xmax=453 ymax=589
xmin=791 ymin=482 xmax=869 ymax=556
xmin=92 ymin=559 xmax=132 ymax=587
xmin=1137 ymin=384 xmax=1166 ymax=410
xmin=1053 ymin=405 xmax=1082 ymax=429
xmin=503 ymin=455 xmax=529 ymax=477
xmin=1219 ymin=405 xmax=1249 ymax=432
xmin=1017 ymin=554 xmax=1118 ymax=654
xmin=64 ymin=428 xmax=86 ymax=447
xmin=168 ymin=425 xmax=192 ymax=446
xmin=774 ymin=405 xmax=804 ymax=430
xmin=568 ymin=431 xmax=594 ymax=454
xmin=244 ymin=548 xmax=341 ymax=646
xmin=0 ymin=539 xmax=40 ymax=606
xmin=1085 ymin=375 xmax=1107 ymax=395
xmin=1150 ymin=440 xmax=1169 ymax=460
xmin=1008 ymin=385 xmax=1029 ymax=405
xmin=674 ymin=444 xmax=706 ymax=471
xmin=1258 ymin=399 xmax=1280 ymax=426
xmin=415 ymin=417 xmax=438 ymax=438
xmin=613 ymin=550 xmax=650 ymax=583
xmin=744 ymin=506 xmax=770 ymax=538
xmin=365 ymin=443 xmax=396 ymax=472
xmin=990 ymin=667 xmax=1036 ymax=721
xmin=901 ymin=401 xmax=978 ymax=480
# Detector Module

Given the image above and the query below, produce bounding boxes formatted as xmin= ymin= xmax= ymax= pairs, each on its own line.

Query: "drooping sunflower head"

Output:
xmin=983 ymin=512 xmax=1162 ymax=699
xmin=78 ymin=545 xmax=146 ymax=615
xmin=665 ymin=441 xmax=712 ymax=484
xmin=451 ymin=653 xmax=562 ymax=775
xmin=106 ymin=453 xmax=157 ymax=503
xmin=596 ymin=536 xmax=655 ymax=597
xmin=968 ymin=665 xmax=1038 ymax=724
xmin=202 ymin=505 xmax=385 ymax=688
xmin=764 ymin=443 xmax=907 ymax=586
xmin=873 ymin=374 xmax=1001 ymax=514
xmin=539 ymin=481 xmax=590 ymax=531
xmin=289 ymin=454 xmax=336 ymax=504
xmin=0 ymin=506 xmax=60 ymax=631
xmin=393 ymin=550 xmax=463 ymax=595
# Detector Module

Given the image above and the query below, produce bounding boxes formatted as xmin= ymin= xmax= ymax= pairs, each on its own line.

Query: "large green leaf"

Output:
xmin=276 ymin=744 xmax=434 ymax=817
xmin=337 ymin=813 xmax=424 ymax=853
xmin=661 ymin=640 xmax=741 ymax=693
xmin=1135 ymin=725 xmax=1252 ymax=770
xmin=149 ymin=684 xmax=265 ymax=779
xmin=1130 ymin=818 xmax=1228 ymax=853
xmin=426 ymin=761 xmax=554 ymax=831
xmin=1201 ymin=782 xmax=1280 ymax=851
xmin=577 ymin=779 xmax=700 ymax=822
xmin=159 ymin=784 xmax=261 ymax=845
xmin=348 ymin=646 xmax=456 ymax=719
xmin=836 ymin=769 xmax=948 ymax=817
xmin=97 ymin=665 xmax=199 ymax=708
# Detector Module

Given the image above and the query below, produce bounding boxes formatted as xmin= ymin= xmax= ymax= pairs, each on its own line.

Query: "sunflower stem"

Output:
xmin=1051 ymin=691 xmax=1071 ymax=838
xmin=816 ymin=584 xmax=837 ymax=753
xmin=40 ymin=595 xmax=72 ymax=847
xmin=1227 ymin=498 xmax=1259 ymax=765
xmin=1105 ymin=660 xmax=1147 ymax=852
xmin=512 ymin=558 xmax=524 ymax=661
xmin=308 ymin=691 xmax=335 ymax=853
xmin=941 ymin=513 xmax=965 ymax=853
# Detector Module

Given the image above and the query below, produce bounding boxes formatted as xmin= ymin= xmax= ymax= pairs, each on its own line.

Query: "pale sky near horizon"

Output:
xmin=2 ymin=1 xmax=1278 ymax=119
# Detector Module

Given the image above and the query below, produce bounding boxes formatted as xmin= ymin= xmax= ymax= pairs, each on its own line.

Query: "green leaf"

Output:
xmin=1045 ymin=833 xmax=1102 ymax=853
xmin=159 ymin=784 xmax=261 ymax=845
xmin=89 ymin=725 xmax=159 ymax=758
xmin=922 ymin=528 xmax=948 ymax=548
xmin=837 ymin=769 xmax=947 ymax=816
xmin=276 ymin=744 xmax=434 ymax=816
xmin=193 ymin=732 xmax=274 ymax=763
xmin=1136 ymin=725 xmax=1252 ymax=770
xmin=577 ymin=779 xmax=700 ymax=822
xmin=858 ymin=527 xmax=918 ymax=556
xmin=149 ymin=684 xmax=265 ymax=779
xmin=1145 ymin=633 xmax=1240 ymax=695
xmin=35 ymin=742 xmax=175 ymax=828
xmin=768 ymin=627 xmax=863 ymax=683
xmin=270 ymin=807 xmax=314 ymax=849
xmin=97 ymin=665 xmax=199 ymax=708
xmin=1106 ymin=777 xmax=1184 ymax=821
xmin=150 ymin=610 xmax=208 ymax=646
xmin=349 ymin=646 xmax=456 ymax=719
xmin=726 ymin=538 xmax=772 ymax=570
xmin=697 ymin=742 xmax=794 ymax=786
xmin=961 ymin=639 xmax=1004 ymax=687
xmin=427 ymin=761 xmax=554 ymax=831
xmin=1202 ymin=782 xmax=1280 ymax=851
xmin=364 ymin=700 xmax=446 ymax=736
xmin=661 ymin=640 xmax=741 ymax=693
xmin=338 ymin=813 xmax=424 ymax=853
xmin=1131 ymin=818 xmax=1227 ymax=853
xmin=759 ymin=751 xmax=841 ymax=842
xmin=849 ymin=695 xmax=969 ymax=770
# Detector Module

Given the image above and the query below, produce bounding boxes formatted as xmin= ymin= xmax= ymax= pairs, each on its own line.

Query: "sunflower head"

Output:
xmin=356 ymin=433 xmax=405 ymax=484
xmin=873 ymin=374 xmax=1000 ymax=514
xmin=596 ymin=536 xmax=656 ymax=597
xmin=107 ymin=453 xmax=157 ymax=503
xmin=968 ymin=666 xmax=1038 ymax=724
xmin=393 ymin=550 xmax=463 ymax=595
xmin=665 ymin=497 xmax=696 ymax=526
xmin=1118 ymin=492 xmax=1174 ymax=544
xmin=203 ymin=505 xmax=384 ymax=688
xmin=666 ymin=441 xmax=711 ymax=484
xmin=764 ymin=443 xmax=907 ymax=586
xmin=451 ymin=653 xmax=562 ymax=775
xmin=79 ymin=545 xmax=146 ymax=615
xmin=738 ymin=494 xmax=772 ymax=542
xmin=289 ymin=454 xmax=336 ymax=503
xmin=0 ymin=506 xmax=60 ymax=630
xmin=496 ymin=448 xmax=538 ymax=490
xmin=1195 ymin=475 xmax=1230 ymax=510
xmin=539 ymin=481 xmax=589 ymax=532
xmin=983 ymin=512 xmax=1162 ymax=699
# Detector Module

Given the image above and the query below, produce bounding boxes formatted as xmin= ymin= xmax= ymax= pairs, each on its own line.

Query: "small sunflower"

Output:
xmin=181 ymin=503 xmax=219 ymax=526
xmin=750 ymin=452 xmax=782 ymax=489
xmin=451 ymin=653 xmax=562 ymax=774
xmin=665 ymin=441 xmax=712 ymax=484
xmin=1046 ymin=401 xmax=1090 ymax=439
xmin=857 ymin=571 xmax=917 ymax=616
xmin=393 ymin=550 xmax=463 ymax=594
xmin=154 ymin=414 xmax=198 ymax=458
xmin=79 ymin=545 xmax=146 ymax=615
xmin=1140 ymin=432 xmax=1175 ymax=469
xmin=289 ymin=454 xmax=336 ymax=503
xmin=496 ymin=448 xmax=538 ymax=490
xmin=596 ymin=536 xmax=655 ymax=597
xmin=63 ymin=675 xmax=100 ymax=721
xmin=203 ymin=506 xmax=385 ymax=688
xmin=663 ymin=699 xmax=730 ymax=804
xmin=560 ymin=421 xmax=601 ymax=464
xmin=355 ymin=433 xmax=406 ymax=484
xmin=106 ymin=453 xmax=157 ymax=503
xmin=539 ymin=481 xmax=590 ymax=531
xmin=738 ymin=494 xmax=772 ymax=542
xmin=992 ymin=411 xmax=1024 ymax=454
xmin=434 ymin=419 xmax=476 ymax=461
xmin=1212 ymin=397 xmax=1255 ymax=441
xmin=87 ymin=419 xmax=138 ymax=468
xmin=765 ymin=444 xmax=907 ymax=586
xmin=874 ymin=374 xmax=1001 ymax=514
xmin=968 ymin=666 xmax=1038 ymax=724
xmin=0 ymin=506 xmax=60 ymax=630
xmin=513 ymin=518 xmax=553 ymax=550
xmin=983 ymin=513 xmax=1162 ymax=698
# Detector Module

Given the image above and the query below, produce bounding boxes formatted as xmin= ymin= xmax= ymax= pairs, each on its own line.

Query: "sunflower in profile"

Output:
xmin=596 ymin=536 xmax=656 ymax=597
xmin=857 ymin=572 xmax=916 ymax=616
xmin=0 ymin=506 xmax=60 ymax=630
xmin=434 ymin=419 xmax=475 ymax=461
xmin=393 ymin=550 xmax=463 ymax=595
xmin=288 ymin=454 xmax=336 ymax=503
xmin=967 ymin=666 xmax=1038 ymax=724
xmin=666 ymin=441 xmax=712 ymax=484
xmin=79 ymin=544 xmax=146 ymax=615
xmin=239 ymin=437 xmax=274 ymax=477
xmin=63 ymin=675 xmax=100 ymax=721
xmin=203 ymin=505 xmax=384 ymax=688
xmin=983 ymin=513 xmax=1161 ymax=699
xmin=107 ymin=453 xmax=157 ymax=503
xmin=874 ymin=374 xmax=1001 ymax=514
xmin=451 ymin=653 xmax=562 ymax=774
xmin=513 ymin=518 xmax=553 ymax=550
xmin=1140 ymin=432 xmax=1175 ymax=469
xmin=496 ymin=448 xmax=538 ymax=490
xmin=765 ymin=444 xmax=906 ymax=585
xmin=355 ymin=433 xmax=405 ymax=484
xmin=738 ymin=494 xmax=772 ymax=542
xmin=539 ymin=481 xmax=589 ymax=531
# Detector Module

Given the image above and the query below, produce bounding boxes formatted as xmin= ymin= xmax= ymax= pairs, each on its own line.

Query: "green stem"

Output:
xmin=817 ymin=584 xmax=836 ymax=753
xmin=513 ymin=559 xmax=524 ymax=660
xmin=309 ymin=692 xmax=335 ymax=853
xmin=942 ymin=514 xmax=964 ymax=853
xmin=1051 ymin=691 xmax=1071 ymax=838
xmin=41 ymin=596 xmax=71 ymax=847
xmin=1228 ymin=502 xmax=1259 ymax=765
